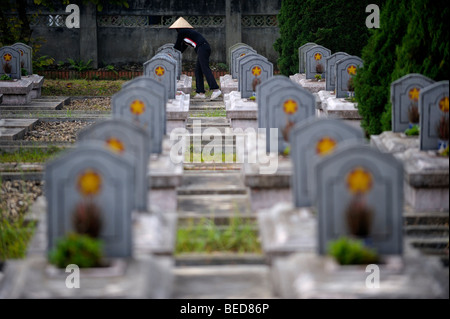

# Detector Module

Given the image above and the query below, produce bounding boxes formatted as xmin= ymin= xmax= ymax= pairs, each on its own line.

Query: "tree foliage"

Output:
xmin=274 ymin=0 xmax=381 ymax=75
xmin=355 ymin=0 xmax=449 ymax=135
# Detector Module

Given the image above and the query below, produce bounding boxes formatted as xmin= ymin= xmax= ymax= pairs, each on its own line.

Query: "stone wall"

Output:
xmin=19 ymin=0 xmax=281 ymax=68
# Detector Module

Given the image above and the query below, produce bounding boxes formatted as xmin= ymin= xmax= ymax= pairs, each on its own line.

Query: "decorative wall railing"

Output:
xmin=24 ymin=14 xmax=277 ymax=28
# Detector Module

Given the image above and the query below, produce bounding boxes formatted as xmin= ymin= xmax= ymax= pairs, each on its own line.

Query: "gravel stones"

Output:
xmin=0 ymin=180 xmax=43 ymax=219
xmin=65 ymin=97 xmax=111 ymax=111
xmin=24 ymin=121 xmax=91 ymax=143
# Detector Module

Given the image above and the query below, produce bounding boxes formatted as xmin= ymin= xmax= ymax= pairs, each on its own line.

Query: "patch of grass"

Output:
xmin=176 ymin=215 xmax=261 ymax=254
xmin=0 ymin=146 xmax=63 ymax=163
xmin=184 ymin=145 xmax=237 ymax=163
xmin=42 ymin=79 xmax=125 ymax=96
xmin=191 ymin=108 xmax=226 ymax=117
xmin=0 ymin=215 xmax=36 ymax=261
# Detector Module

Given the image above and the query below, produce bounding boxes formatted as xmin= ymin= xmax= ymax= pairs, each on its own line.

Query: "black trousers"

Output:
xmin=195 ymin=43 xmax=219 ymax=93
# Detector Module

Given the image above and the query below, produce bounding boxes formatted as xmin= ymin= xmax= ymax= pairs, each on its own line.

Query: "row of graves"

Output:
xmin=219 ymin=43 xmax=448 ymax=297
xmin=0 ymin=43 xmax=69 ymax=141
xmin=0 ymin=44 xmax=194 ymax=298
xmin=291 ymin=42 xmax=363 ymax=129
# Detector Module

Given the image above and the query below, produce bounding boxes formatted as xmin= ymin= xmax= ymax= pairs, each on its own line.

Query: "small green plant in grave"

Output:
xmin=21 ymin=68 xmax=28 ymax=76
xmin=0 ymin=74 xmax=12 ymax=81
xmin=405 ymin=124 xmax=420 ymax=136
xmin=249 ymin=96 xmax=256 ymax=101
xmin=439 ymin=145 xmax=449 ymax=157
xmin=49 ymin=232 xmax=104 ymax=268
xmin=315 ymin=74 xmax=322 ymax=81
xmin=328 ymin=236 xmax=379 ymax=265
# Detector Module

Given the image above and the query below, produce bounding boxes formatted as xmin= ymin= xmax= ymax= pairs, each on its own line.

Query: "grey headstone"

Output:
xmin=77 ymin=119 xmax=151 ymax=211
xmin=335 ymin=56 xmax=363 ymax=98
xmin=12 ymin=43 xmax=33 ymax=75
xmin=325 ymin=52 xmax=349 ymax=91
xmin=290 ymin=118 xmax=364 ymax=207
xmin=121 ymin=76 xmax=168 ymax=134
xmin=0 ymin=46 xmax=21 ymax=79
xmin=315 ymin=144 xmax=404 ymax=255
xmin=157 ymin=45 xmax=182 ymax=80
xmin=231 ymin=46 xmax=257 ymax=79
xmin=238 ymin=54 xmax=273 ymax=99
xmin=305 ymin=45 xmax=331 ymax=80
xmin=256 ymin=75 xmax=297 ymax=128
xmin=391 ymin=73 xmax=435 ymax=133
xmin=143 ymin=53 xmax=177 ymax=99
xmin=229 ymin=43 xmax=252 ymax=73
xmin=45 ymin=141 xmax=135 ymax=258
xmin=112 ymin=86 xmax=164 ymax=154
xmin=298 ymin=42 xmax=316 ymax=74
xmin=419 ymin=81 xmax=449 ymax=150
xmin=158 ymin=43 xmax=174 ymax=50
xmin=266 ymin=85 xmax=315 ymax=153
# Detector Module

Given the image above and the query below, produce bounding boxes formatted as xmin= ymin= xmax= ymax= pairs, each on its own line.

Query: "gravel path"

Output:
xmin=1 ymin=181 xmax=43 ymax=219
xmin=64 ymin=97 xmax=111 ymax=111
xmin=24 ymin=121 xmax=92 ymax=143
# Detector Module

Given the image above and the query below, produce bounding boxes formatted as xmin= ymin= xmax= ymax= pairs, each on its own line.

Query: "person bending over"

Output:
xmin=170 ymin=17 xmax=222 ymax=100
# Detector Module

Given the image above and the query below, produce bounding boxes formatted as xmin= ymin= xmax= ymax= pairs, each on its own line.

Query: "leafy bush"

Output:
xmin=0 ymin=216 xmax=35 ymax=261
xmin=67 ymin=58 xmax=93 ymax=72
xmin=328 ymin=236 xmax=379 ymax=265
xmin=355 ymin=0 xmax=449 ymax=135
xmin=0 ymin=74 xmax=12 ymax=81
xmin=33 ymin=55 xmax=55 ymax=72
xmin=49 ymin=232 xmax=103 ymax=268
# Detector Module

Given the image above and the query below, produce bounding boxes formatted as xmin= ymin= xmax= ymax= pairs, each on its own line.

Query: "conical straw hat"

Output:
xmin=169 ymin=17 xmax=193 ymax=29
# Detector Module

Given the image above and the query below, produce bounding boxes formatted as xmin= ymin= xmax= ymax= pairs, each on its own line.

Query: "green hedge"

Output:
xmin=274 ymin=0 xmax=381 ymax=76
xmin=355 ymin=0 xmax=449 ymax=135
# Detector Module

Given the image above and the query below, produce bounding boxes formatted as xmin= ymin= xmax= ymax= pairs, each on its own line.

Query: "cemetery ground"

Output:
xmin=0 ymin=76 xmax=275 ymax=299
xmin=0 ymin=44 xmax=448 ymax=299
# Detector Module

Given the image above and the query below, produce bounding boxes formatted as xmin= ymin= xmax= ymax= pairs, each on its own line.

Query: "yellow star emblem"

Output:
xmin=314 ymin=53 xmax=322 ymax=61
xmin=3 ymin=53 xmax=12 ymax=62
xmin=283 ymin=99 xmax=298 ymax=115
xmin=408 ymin=87 xmax=420 ymax=101
xmin=77 ymin=169 xmax=102 ymax=196
xmin=347 ymin=65 xmax=357 ymax=75
xmin=106 ymin=137 xmax=125 ymax=154
xmin=130 ymin=99 xmax=145 ymax=115
xmin=240 ymin=53 xmax=246 ymax=57
xmin=439 ymin=96 xmax=449 ymax=113
xmin=252 ymin=66 xmax=262 ymax=77
xmin=155 ymin=66 xmax=165 ymax=76
xmin=19 ymin=50 xmax=24 ymax=56
xmin=346 ymin=167 xmax=373 ymax=195
xmin=316 ymin=137 xmax=337 ymax=156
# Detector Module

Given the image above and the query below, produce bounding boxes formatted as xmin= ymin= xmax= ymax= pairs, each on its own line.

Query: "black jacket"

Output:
xmin=174 ymin=29 xmax=208 ymax=53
